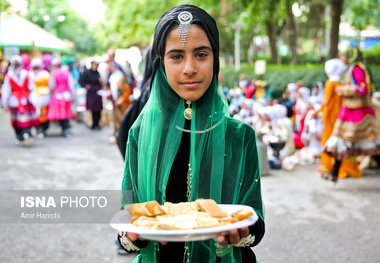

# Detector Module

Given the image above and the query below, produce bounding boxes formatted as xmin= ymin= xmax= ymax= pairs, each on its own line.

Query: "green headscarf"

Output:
xmin=344 ymin=46 xmax=363 ymax=64
xmin=121 ymin=5 xmax=263 ymax=263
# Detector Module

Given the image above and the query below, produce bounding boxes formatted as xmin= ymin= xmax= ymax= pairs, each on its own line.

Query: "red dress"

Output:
xmin=7 ymin=73 xmax=40 ymax=129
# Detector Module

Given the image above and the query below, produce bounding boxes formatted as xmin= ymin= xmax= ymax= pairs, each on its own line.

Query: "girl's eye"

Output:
xmin=197 ymin=53 xmax=208 ymax=59
xmin=171 ymin=54 xmax=182 ymax=60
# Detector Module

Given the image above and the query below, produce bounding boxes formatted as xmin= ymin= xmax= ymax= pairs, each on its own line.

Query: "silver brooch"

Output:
xmin=178 ymin=11 xmax=193 ymax=47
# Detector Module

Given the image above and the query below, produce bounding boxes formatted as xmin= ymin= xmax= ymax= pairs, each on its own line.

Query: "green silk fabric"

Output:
xmin=121 ymin=64 xmax=264 ymax=262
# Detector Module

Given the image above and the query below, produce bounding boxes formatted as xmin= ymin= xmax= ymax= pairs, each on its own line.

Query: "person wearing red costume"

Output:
xmin=1 ymin=55 xmax=39 ymax=146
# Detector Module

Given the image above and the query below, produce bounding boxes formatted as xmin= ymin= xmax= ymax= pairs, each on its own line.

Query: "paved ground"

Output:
xmin=0 ymin=109 xmax=379 ymax=263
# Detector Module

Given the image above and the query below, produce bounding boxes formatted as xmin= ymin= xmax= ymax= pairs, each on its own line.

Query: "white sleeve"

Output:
xmin=68 ymin=75 xmax=76 ymax=100
xmin=48 ymin=76 xmax=56 ymax=91
xmin=28 ymin=77 xmax=36 ymax=91
xmin=1 ymin=76 xmax=11 ymax=108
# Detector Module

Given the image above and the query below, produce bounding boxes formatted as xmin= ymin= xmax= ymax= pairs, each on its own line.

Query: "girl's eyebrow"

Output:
xmin=165 ymin=45 xmax=212 ymax=56
xmin=193 ymin=46 xmax=212 ymax=52
xmin=165 ymin=49 xmax=184 ymax=55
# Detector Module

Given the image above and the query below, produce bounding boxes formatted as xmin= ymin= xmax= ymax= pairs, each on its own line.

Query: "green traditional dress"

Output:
xmin=120 ymin=5 xmax=264 ymax=263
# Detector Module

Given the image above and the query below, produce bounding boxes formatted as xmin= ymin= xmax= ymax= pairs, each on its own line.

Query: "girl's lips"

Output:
xmin=182 ymin=82 xmax=201 ymax=88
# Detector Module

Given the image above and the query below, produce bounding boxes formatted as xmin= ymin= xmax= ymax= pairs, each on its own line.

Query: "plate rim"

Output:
xmin=110 ymin=204 xmax=259 ymax=240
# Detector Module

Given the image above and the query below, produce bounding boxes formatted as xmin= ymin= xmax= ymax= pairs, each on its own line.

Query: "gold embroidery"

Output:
xmin=119 ymin=232 xmax=141 ymax=251
xmin=234 ymin=234 xmax=256 ymax=247
xmin=342 ymin=96 xmax=372 ymax=108
xmin=186 ymin=164 xmax=192 ymax=202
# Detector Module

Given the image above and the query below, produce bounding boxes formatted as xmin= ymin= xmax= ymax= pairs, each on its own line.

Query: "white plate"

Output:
xmin=110 ymin=204 xmax=258 ymax=242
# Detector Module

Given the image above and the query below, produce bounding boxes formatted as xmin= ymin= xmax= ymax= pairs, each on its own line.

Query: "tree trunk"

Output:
xmin=266 ymin=21 xmax=279 ymax=64
xmin=247 ymin=41 xmax=254 ymax=65
xmin=287 ymin=2 xmax=297 ymax=65
xmin=328 ymin=0 xmax=344 ymax=59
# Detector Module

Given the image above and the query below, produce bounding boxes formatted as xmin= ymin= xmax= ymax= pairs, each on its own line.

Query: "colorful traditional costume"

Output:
xmin=1 ymin=55 xmax=39 ymax=142
xmin=47 ymin=58 xmax=75 ymax=136
xmin=324 ymin=48 xmax=380 ymax=181
xmin=29 ymin=58 xmax=51 ymax=136
xmin=119 ymin=5 xmax=264 ymax=263
xmin=320 ymin=58 xmax=361 ymax=178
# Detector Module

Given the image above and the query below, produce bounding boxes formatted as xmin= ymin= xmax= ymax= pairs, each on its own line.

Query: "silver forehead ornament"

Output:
xmin=178 ymin=11 xmax=193 ymax=47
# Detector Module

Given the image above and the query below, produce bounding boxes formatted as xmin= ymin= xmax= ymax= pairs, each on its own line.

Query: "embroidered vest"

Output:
xmin=7 ymin=73 xmax=30 ymax=112
xmin=343 ymin=62 xmax=372 ymax=109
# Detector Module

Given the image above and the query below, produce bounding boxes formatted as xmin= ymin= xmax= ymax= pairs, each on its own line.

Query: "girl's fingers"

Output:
xmin=216 ymin=233 xmax=228 ymax=246
xmin=228 ymin=229 xmax=240 ymax=244
xmin=126 ymin=232 xmax=138 ymax=241
xmin=238 ymin=227 xmax=249 ymax=239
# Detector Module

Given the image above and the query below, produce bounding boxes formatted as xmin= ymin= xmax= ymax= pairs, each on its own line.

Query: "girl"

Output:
xmin=119 ymin=5 xmax=264 ymax=262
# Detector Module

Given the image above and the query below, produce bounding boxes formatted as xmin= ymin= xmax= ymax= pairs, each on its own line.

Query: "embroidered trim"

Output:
xmin=186 ymin=164 xmax=192 ymax=202
xmin=175 ymin=118 xmax=224 ymax=134
xmin=233 ymin=234 xmax=256 ymax=247
xmin=119 ymin=232 xmax=141 ymax=251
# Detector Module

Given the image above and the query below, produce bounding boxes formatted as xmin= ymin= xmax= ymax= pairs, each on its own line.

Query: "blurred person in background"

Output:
xmin=310 ymin=81 xmax=324 ymax=105
xmin=293 ymin=86 xmax=310 ymax=149
xmin=319 ymin=58 xmax=361 ymax=180
xmin=79 ymin=60 xmax=103 ymax=130
xmin=116 ymin=45 xmax=153 ymax=159
xmin=68 ymin=56 xmax=82 ymax=120
xmin=29 ymin=57 xmax=51 ymax=138
xmin=42 ymin=53 xmax=52 ymax=72
xmin=21 ymin=53 xmax=31 ymax=71
xmin=108 ymin=62 xmax=131 ymax=141
xmin=47 ymin=57 xmax=75 ymax=137
xmin=1 ymin=55 xmax=39 ymax=146
xmin=324 ymin=47 xmax=380 ymax=182
xmin=106 ymin=49 xmax=126 ymax=87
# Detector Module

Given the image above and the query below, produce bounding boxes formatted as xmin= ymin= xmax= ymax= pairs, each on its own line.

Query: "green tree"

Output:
xmin=286 ymin=0 xmax=298 ymax=64
xmin=250 ymin=0 xmax=289 ymax=64
xmin=25 ymin=0 xmax=101 ymax=55
xmin=296 ymin=0 xmax=327 ymax=53
xmin=344 ymin=0 xmax=380 ymax=30
xmin=1 ymin=0 xmax=12 ymax=12
xmin=98 ymin=0 xmax=221 ymax=49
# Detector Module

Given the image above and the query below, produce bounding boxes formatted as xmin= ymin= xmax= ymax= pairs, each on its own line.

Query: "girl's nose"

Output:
xmin=183 ymin=57 xmax=197 ymax=75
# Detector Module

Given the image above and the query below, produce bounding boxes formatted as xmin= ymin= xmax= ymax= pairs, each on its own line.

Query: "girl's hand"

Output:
xmin=127 ymin=232 xmax=168 ymax=245
xmin=216 ymin=226 xmax=249 ymax=246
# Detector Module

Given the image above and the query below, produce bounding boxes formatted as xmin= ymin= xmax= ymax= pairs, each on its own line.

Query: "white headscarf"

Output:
xmin=30 ymin=57 xmax=43 ymax=69
xmin=287 ymin=83 xmax=297 ymax=101
xmin=51 ymin=57 xmax=62 ymax=67
xmin=8 ymin=55 xmax=25 ymax=85
xmin=325 ymin=58 xmax=347 ymax=82
xmin=298 ymin=87 xmax=310 ymax=100
xmin=310 ymin=81 xmax=324 ymax=105
xmin=29 ymin=57 xmax=48 ymax=81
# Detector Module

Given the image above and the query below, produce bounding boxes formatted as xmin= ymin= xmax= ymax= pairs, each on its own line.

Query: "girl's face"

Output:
xmin=163 ymin=25 xmax=214 ymax=101
xmin=340 ymin=53 xmax=348 ymax=65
